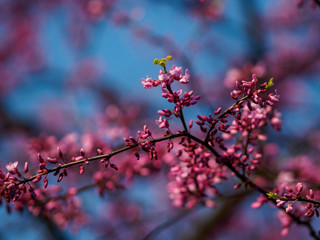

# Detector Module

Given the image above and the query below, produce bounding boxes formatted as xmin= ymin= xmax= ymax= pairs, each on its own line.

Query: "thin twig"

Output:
xmin=273 ymin=196 xmax=320 ymax=206
xmin=142 ymin=208 xmax=194 ymax=240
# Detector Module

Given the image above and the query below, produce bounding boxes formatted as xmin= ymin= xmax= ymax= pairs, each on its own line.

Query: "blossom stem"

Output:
xmin=166 ymin=84 xmax=188 ymax=133
xmin=274 ymin=196 xmax=320 ymax=206
xmin=163 ymin=66 xmax=188 ymax=133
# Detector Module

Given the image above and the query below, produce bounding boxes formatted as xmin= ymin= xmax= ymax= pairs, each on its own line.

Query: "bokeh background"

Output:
xmin=1 ymin=0 xmax=320 ymax=239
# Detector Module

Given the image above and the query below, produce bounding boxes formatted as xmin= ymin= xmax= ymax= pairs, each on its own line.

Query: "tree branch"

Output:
xmin=16 ymin=132 xmax=186 ymax=186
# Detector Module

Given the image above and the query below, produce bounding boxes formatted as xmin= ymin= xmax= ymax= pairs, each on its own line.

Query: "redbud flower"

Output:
xmin=251 ymin=201 xmax=263 ymax=209
xmin=47 ymin=157 xmax=57 ymax=164
xmin=140 ymin=76 xmax=154 ymax=89
xmin=58 ymin=147 xmax=63 ymax=158
xmin=80 ymin=166 xmax=85 ymax=175
xmin=179 ymin=69 xmax=190 ymax=84
xmin=308 ymin=189 xmax=314 ymax=199
xmin=233 ymin=183 xmax=241 ymax=189
xmin=158 ymin=109 xmax=172 ymax=118
xmin=57 ymin=173 xmax=63 ymax=182
xmin=110 ymin=163 xmax=118 ymax=171
xmin=24 ymin=162 xmax=28 ymax=173
xmin=80 ymin=148 xmax=86 ymax=157
xmin=167 ymin=140 xmax=173 ymax=152
xmin=43 ymin=178 xmax=48 ymax=188
xmin=214 ymin=107 xmax=221 ymax=115
xmin=75 ymin=156 xmax=84 ymax=161
xmin=156 ymin=117 xmax=169 ymax=129
xmin=296 ymin=182 xmax=303 ymax=194
xmin=39 ymin=162 xmax=46 ymax=170
xmin=189 ymin=120 xmax=193 ymax=128
xmin=38 ymin=153 xmax=44 ymax=163
xmin=276 ymin=200 xmax=286 ymax=207
xmin=286 ymin=204 xmax=293 ymax=213
xmin=32 ymin=176 xmax=41 ymax=183
xmin=6 ymin=161 xmax=18 ymax=175
xmin=169 ymin=65 xmax=182 ymax=80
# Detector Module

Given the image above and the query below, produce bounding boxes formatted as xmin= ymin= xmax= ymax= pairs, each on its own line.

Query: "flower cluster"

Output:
xmin=268 ymin=182 xmax=320 ymax=216
xmin=167 ymin=138 xmax=225 ymax=209
xmin=259 ymin=182 xmax=320 ymax=236
xmin=14 ymin=185 xmax=87 ymax=231
xmin=141 ymin=63 xmax=191 ymax=89
xmin=141 ymin=59 xmax=200 ymax=131
xmin=141 ymin=59 xmax=284 ymax=212
xmin=193 ymin=75 xmax=282 ymax=176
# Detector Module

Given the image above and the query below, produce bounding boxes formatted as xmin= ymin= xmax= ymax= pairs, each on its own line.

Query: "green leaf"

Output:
xmin=266 ymin=192 xmax=279 ymax=199
xmin=153 ymin=58 xmax=159 ymax=65
xmin=265 ymin=78 xmax=274 ymax=89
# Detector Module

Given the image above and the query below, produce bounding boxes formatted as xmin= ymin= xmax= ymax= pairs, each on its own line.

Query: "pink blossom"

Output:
xmin=24 ymin=162 xmax=28 ymax=173
xmin=169 ymin=65 xmax=183 ymax=80
xmin=156 ymin=116 xmax=169 ymax=129
xmin=157 ymin=109 xmax=172 ymax=118
xmin=6 ymin=161 xmax=18 ymax=174
xmin=251 ymin=201 xmax=263 ymax=209
xmin=140 ymin=76 xmax=154 ymax=89
xmin=179 ymin=69 xmax=190 ymax=84
xmin=285 ymin=204 xmax=293 ymax=213
xmin=296 ymin=182 xmax=303 ymax=194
